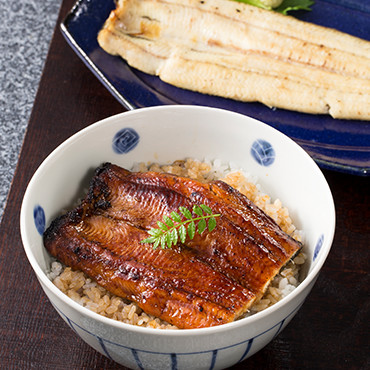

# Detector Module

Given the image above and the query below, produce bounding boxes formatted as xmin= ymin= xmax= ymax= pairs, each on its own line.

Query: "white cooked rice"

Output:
xmin=48 ymin=158 xmax=306 ymax=329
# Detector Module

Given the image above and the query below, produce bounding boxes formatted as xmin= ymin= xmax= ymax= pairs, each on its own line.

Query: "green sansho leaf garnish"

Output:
xmin=141 ymin=204 xmax=221 ymax=249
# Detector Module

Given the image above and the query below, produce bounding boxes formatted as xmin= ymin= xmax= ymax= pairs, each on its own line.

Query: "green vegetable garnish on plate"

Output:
xmin=233 ymin=0 xmax=314 ymax=14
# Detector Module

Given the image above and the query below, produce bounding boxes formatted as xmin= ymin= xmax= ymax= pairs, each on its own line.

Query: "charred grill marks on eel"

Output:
xmin=44 ymin=163 xmax=302 ymax=329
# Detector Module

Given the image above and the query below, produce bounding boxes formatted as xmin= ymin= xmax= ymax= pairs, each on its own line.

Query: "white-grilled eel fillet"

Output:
xmin=98 ymin=0 xmax=370 ymax=120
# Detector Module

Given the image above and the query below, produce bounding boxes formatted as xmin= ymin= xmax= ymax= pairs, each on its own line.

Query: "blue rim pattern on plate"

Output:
xmin=33 ymin=205 xmax=46 ymax=235
xmin=251 ymin=140 xmax=275 ymax=167
xmin=313 ymin=235 xmax=325 ymax=262
xmin=112 ymin=127 xmax=140 ymax=154
xmin=60 ymin=0 xmax=370 ymax=176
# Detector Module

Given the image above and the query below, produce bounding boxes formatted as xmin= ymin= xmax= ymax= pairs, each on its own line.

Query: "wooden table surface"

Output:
xmin=0 ymin=0 xmax=369 ymax=368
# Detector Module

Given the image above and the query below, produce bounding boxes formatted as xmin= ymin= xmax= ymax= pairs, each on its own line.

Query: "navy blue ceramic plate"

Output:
xmin=61 ymin=0 xmax=370 ymax=176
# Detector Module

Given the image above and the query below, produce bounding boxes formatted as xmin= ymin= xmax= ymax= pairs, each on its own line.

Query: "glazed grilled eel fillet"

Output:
xmin=44 ymin=163 xmax=301 ymax=328
xmin=97 ymin=0 xmax=370 ymax=120
xmin=79 ymin=163 xmax=301 ymax=296
xmin=44 ymin=201 xmax=256 ymax=329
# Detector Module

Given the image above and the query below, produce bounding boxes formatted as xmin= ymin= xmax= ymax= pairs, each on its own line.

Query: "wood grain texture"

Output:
xmin=0 ymin=0 xmax=369 ymax=368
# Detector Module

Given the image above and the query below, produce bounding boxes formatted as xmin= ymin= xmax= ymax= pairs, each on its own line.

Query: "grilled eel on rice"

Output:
xmin=44 ymin=163 xmax=302 ymax=329
xmin=97 ymin=0 xmax=370 ymax=120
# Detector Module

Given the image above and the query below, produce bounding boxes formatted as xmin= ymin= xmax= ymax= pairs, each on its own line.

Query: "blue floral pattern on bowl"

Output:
xmin=313 ymin=234 xmax=324 ymax=261
xmin=251 ymin=139 xmax=275 ymax=166
xmin=33 ymin=205 xmax=45 ymax=235
xmin=112 ymin=128 xmax=139 ymax=154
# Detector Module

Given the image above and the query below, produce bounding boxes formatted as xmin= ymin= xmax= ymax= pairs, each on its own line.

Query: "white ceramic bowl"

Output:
xmin=20 ymin=105 xmax=335 ymax=369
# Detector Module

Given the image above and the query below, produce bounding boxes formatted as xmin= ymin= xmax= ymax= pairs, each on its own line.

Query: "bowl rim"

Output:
xmin=20 ymin=105 xmax=336 ymax=337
